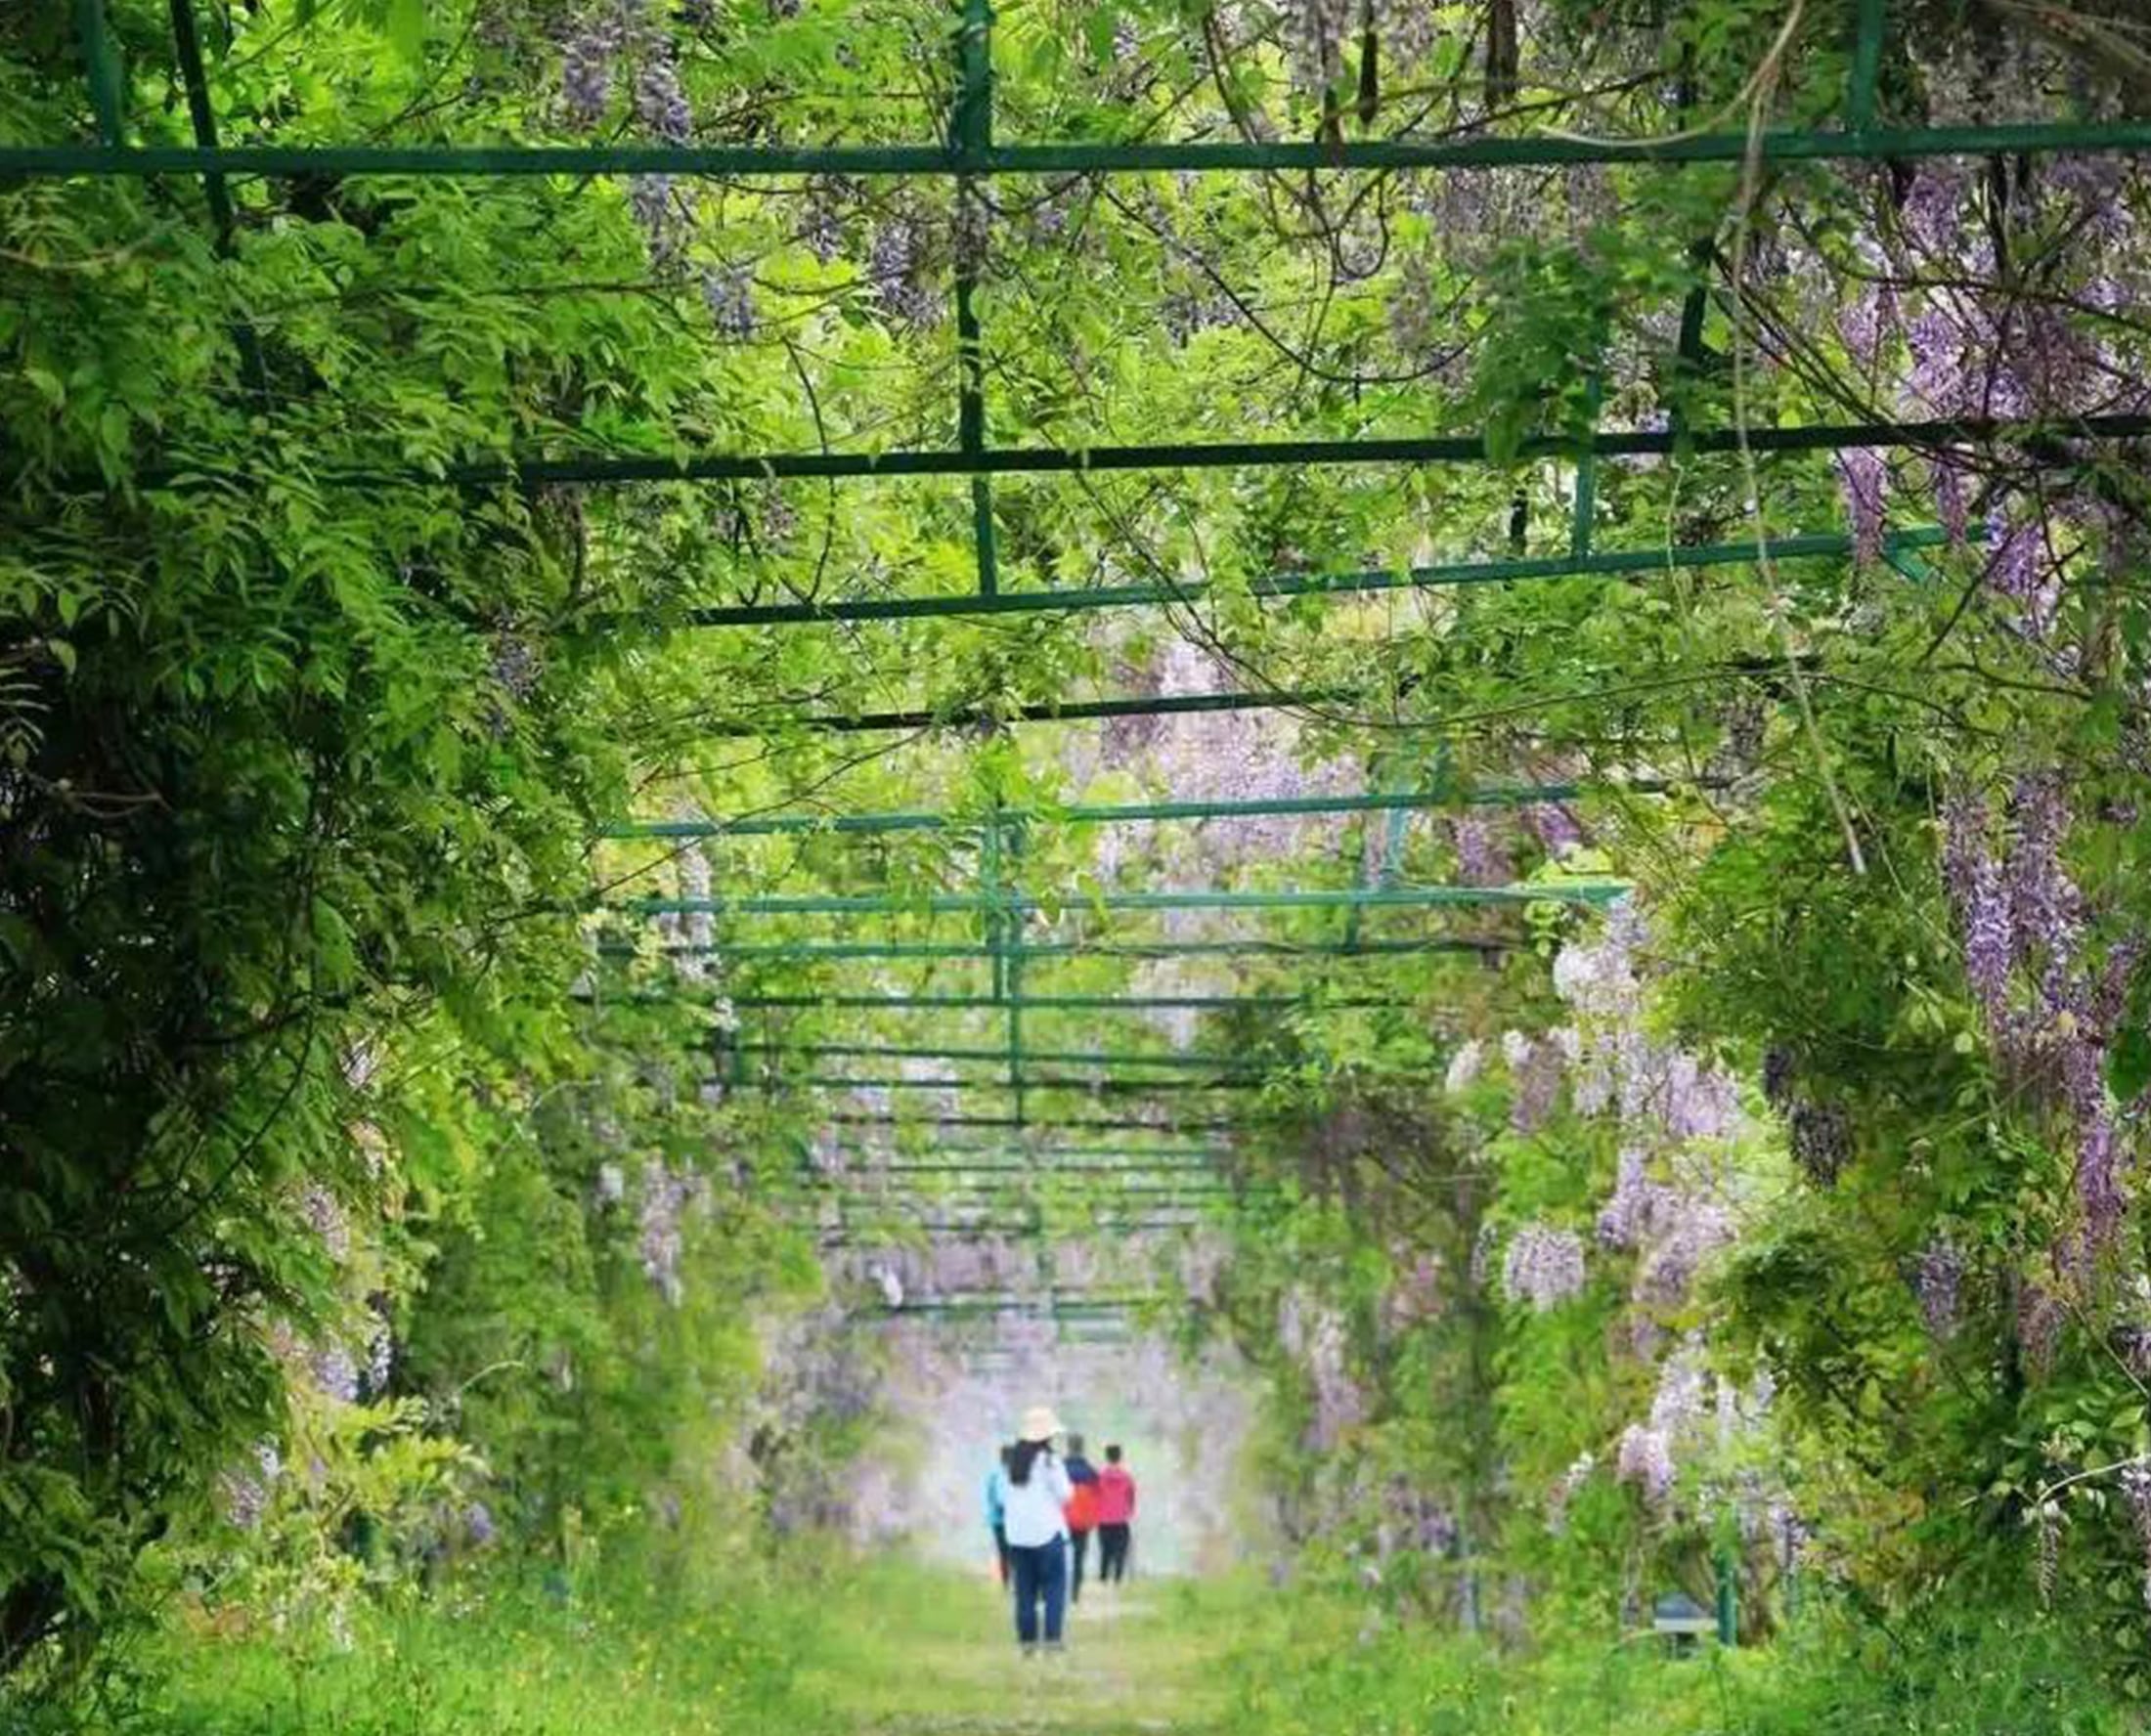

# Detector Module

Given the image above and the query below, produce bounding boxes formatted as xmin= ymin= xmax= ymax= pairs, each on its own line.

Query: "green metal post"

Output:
xmin=953 ymin=0 xmax=996 ymax=596
xmin=73 ymin=0 xmax=125 ymax=146
xmin=1847 ymin=0 xmax=1887 ymax=132
xmin=1570 ymin=376 xmax=1602 ymax=558
xmin=166 ymin=0 xmax=270 ymax=397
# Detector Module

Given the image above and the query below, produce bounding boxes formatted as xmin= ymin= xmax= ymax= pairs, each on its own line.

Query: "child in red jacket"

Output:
xmin=1094 ymin=1444 xmax=1136 ymax=1584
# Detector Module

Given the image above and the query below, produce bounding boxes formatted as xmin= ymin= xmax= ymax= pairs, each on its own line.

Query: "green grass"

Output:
xmin=82 ymin=1555 xmax=2138 ymax=1736
xmin=785 ymin=1559 xmax=1256 ymax=1734
xmin=123 ymin=1557 xmax=818 ymax=1736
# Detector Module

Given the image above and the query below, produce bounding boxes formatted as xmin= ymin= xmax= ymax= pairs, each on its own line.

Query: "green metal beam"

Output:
xmin=673 ymin=937 xmax=1503 ymax=961
xmin=626 ymin=882 xmax=1625 ymax=917
xmin=72 ymin=0 xmax=126 ymax=146
xmin=784 ymin=1074 xmax=1262 ymax=1093
xmin=609 ymin=782 xmax=1639 ymax=841
xmin=652 ymin=526 xmax=1955 ymax=628
xmin=319 ymin=422 xmax=2151 ymax=494
xmin=728 ymin=993 xmax=1395 ymax=1010
xmin=825 ymin=1112 xmax=1235 ymax=1132
xmin=697 ymin=685 xmax=1353 ymax=737
xmin=746 ymin=1041 xmax=1251 ymax=1067
xmin=13 ymin=119 xmax=2151 ymax=181
xmin=1847 ymin=0 xmax=1887 ymax=131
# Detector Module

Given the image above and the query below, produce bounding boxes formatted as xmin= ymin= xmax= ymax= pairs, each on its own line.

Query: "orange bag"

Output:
xmin=1066 ymin=1480 xmax=1100 ymax=1532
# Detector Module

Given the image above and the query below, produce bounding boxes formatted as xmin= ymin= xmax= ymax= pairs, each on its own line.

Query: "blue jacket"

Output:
xmin=985 ymin=1464 xmax=1006 ymax=1529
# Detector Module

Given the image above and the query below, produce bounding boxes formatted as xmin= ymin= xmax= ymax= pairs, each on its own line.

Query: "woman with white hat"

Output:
xmin=1000 ymin=1405 xmax=1074 ymax=1653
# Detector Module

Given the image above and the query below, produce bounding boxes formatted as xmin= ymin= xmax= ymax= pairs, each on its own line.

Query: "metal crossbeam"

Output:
xmin=784 ymin=1074 xmax=1262 ymax=1094
xmin=609 ymin=782 xmax=1622 ymax=841
xmin=651 ymin=527 xmax=1951 ymax=629
xmin=825 ymin=1113 xmax=1235 ymax=1132
xmin=695 ymin=686 xmax=1349 ymax=734
xmin=728 ymin=994 xmax=1396 ymax=1010
xmin=14 ymin=120 xmax=2151 ymax=182
xmin=626 ymin=883 xmax=1625 ymax=917
xmin=744 ymin=1041 xmax=1254 ymax=1068
xmin=676 ymin=937 xmax=1505 ymax=960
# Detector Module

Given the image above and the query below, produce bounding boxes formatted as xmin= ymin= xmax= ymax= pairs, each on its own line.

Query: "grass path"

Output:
xmin=788 ymin=1561 xmax=1253 ymax=1736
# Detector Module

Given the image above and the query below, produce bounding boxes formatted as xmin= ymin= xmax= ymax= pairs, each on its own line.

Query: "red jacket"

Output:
xmin=1094 ymin=1464 xmax=1136 ymax=1525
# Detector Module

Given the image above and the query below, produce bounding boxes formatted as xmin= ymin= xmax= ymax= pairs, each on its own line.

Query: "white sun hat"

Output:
xmin=1019 ymin=1405 xmax=1063 ymax=1444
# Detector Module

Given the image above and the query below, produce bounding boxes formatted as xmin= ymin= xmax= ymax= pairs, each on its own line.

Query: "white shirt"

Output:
xmin=999 ymin=1453 xmax=1073 ymax=1548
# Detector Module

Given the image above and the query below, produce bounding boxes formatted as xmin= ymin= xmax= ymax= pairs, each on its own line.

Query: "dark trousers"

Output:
xmin=991 ymin=1523 xmax=1010 ymax=1584
xmin=1008 ymin=1538 xmax=1068 ymax=1646
xmin=1069 ymin=1527 xmax=1092 ymax=1601
xmin=1098 ymin=1523 xmax=1131 ymax=1583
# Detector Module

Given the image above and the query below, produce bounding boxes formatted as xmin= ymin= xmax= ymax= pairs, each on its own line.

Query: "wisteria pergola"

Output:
xmin=38 ymin=0 xmax=2151 ymax=1323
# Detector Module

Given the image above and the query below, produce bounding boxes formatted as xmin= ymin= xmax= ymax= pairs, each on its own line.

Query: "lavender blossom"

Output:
xmin=1963 ymin=850 xmax=2015 ymax=1021
xmin=1913 ymin=1237 xmax=1963 ymax=1340
xmin=1451 ymin=811 xmax=1512 ymax=887
xmin=298 ymin=1184 xmax=350 ymax=1263
xmin=218 ymin=1440 xmax=284 ymax=1530
xmin=1615 ymin=1424 xmax=1674 ymax=1507
xmin=1837 ymin=447 xmax=1886 ymax=567
xmin=633 ymin=47 xmax=692 ymax=143
xmin=1506 ymin=1034 xmax=1564 ymax=1134
xmin=1444 ymin=1037 xmax=1485 ymax=1095
xmin=1499 ymin=1224 xmax=1588 ymax=1312
xmin=701 ymin=264 xmax=756 ymax=337
xmin=868 ymin=215 xmax=936 ymax=326
xmin=312 ymin=1345 xmax=360 ymax=1404
xmin=1788 ymin=1100 xmax=1851 ymax=1187
xmin=2121 ymin=1457 xmax=2151 ymax=1611
xmin=797 ymin=177 xmax=851 ymax=263
xmin=562 ymin=11 xmax=623 ymax=127
xmin=2017 ymin=1280 xmax=2066 ymax=1375
xmin=2006 ymin=772 xmax=2082 ymax=968
xmin=1932 ymin=453 xmax=1969 ymax=548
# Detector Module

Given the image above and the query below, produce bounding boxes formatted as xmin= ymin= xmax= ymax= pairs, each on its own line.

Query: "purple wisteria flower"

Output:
xmin=1837 ymin=448 xmax=1886 ymax=567
xmin=1913 ymin=1237 xmax=1964 ymax=1340
xmin=701 ymin=264 xmax=756 ymax=337
xmin=1500 ymin=1224 xmax=1587 ymax=1312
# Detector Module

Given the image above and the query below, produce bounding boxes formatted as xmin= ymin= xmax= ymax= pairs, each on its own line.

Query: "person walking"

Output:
xmin=1062 ymin=1432 xmax=1100 ymax=1603
xmin=985 ymin=1444 xmax=1013 ymax=1584
xmin=1095 ymin=1443 xmax=1136 ymax=1585
xmin=1000 ymin=1406 xmax=1073 ymax=1653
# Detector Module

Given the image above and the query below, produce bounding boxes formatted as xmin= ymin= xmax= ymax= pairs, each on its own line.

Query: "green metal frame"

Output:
xmin=84 ymin=0 xmax=2117 ymax=1315
xmin=627 ymin=882 xmax=1624 ymax=917
xmin=608 ymin=782 xmax=1630 ymax=841
xmin=644 ymin=526 xmax=1955 ymax=629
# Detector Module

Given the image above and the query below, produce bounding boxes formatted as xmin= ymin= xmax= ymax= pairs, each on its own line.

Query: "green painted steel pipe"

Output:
xmin=627 ymin=882 xmax=1625 ymax=917
xmin=825 ymin=1111 xmax=1235 ymax=1132
xmin=11 ymin=119 xmax=2151 ymax=181
xmin=728 ymin=993 xmax=1396 ymax=1011
xmin=106 ymin=418 xmax=2151 ymax=496
xmin=683 ymin=937 xmax=1503 ymax=960
xmin=785 ymin=1073 xmax=1262 ymax=1093
xmin=316 ymin=418 xmax=2151 ymax=492
xmin=608 ymin=782 xmax=1618 ymax=840
xmin=745 ymin=1040 xmax=1256 ymax=1067
xmin=655 ymin=527 xmax=1950 ymax=629
xmin=690 ymin=685 xmax=1351 ymax=734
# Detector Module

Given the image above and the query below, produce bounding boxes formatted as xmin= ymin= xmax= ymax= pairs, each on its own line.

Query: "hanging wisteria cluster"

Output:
xmin=1943 ymin=774 xmax=2140 ymax=1267
xmin=1499 ymin=1223 xmax=1587 ymax=1313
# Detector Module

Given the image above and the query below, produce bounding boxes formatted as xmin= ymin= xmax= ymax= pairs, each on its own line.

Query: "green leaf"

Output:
xmin=2109 ymin=1023 xmax=2151 ymax=1104
xmin=386 ymin=0 xmax=426 ymax=63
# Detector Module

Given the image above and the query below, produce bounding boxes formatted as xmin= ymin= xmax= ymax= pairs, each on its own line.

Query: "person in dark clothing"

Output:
xmin=1095 ymin=1443 xmax=1136 ymax=1584
xmin=1061 ymin=1431 xmax=1101 ymax=1603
